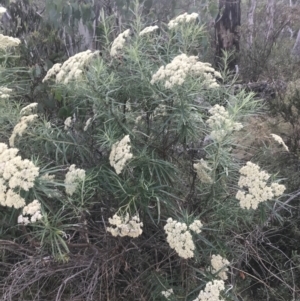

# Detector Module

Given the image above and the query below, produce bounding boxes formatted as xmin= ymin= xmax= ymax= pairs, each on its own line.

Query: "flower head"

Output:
xmin=109 ymin=135 xmax=133 ymax=174
xmin=206 ymin=105 xmax=243 ymax=142
xmin=151 ymin=54 xmax=221 ymax=89
xmin=0 ymin=143 xmax=39 ymax=209
xmin=110 ymin=29 xmax=130 ymax=57
xmin=236 ymin=162 xmax=285 ymax=209
xmin=43 ymin=50 xmax=99 ymax=84
xmin=0 ymin=34 xmax=21 ymax=49
xmin=18 ymin=200 xmax=43 ymax=225
xmin=164 ymin=218 xmax=196 ymax=259
xmin=139 ymin=25 xmax=159 ymax=36
xmin=168 ymin=12 xmax=199 ymax=29
xmin=9 ymin=114 xmax=38 ymax=147
xmin=210 ymin=255 xmax=230 ymax=280
xmin=107 ymin=212 xmax=143 ymax=238
xmin=193 ymin=280 xmax=225 ymax=301
xmin=65 ymin=164 xmax=85 ymax=196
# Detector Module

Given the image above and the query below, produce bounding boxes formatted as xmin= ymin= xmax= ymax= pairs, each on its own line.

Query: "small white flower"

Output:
xmin=161 ymin=288 xmax=173 ymax=299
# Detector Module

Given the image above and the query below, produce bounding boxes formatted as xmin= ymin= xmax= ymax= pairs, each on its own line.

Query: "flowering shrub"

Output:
xmin=0 ymin=4 xmax=294 ymax=301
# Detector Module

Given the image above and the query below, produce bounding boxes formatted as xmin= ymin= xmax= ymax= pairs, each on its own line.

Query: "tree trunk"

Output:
xmin=291 ymin=28 xmax=300 ymax=57
xmin=215 ymin=0 xmax=241 ymax=71
xmin=247 ymin=0 xmax=257 ymax=48
xmin=266 ymin=0 xmax=275 ymax=41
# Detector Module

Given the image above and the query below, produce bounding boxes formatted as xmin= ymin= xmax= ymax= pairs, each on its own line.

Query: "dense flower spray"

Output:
xmin=236 ymin=162 xmax=285 ymax=209
xmin=0 ymin=143 xmax=39 ymax=209
xmin=151 ymin=54 xmax=221 ymax=89
xmin=168 ymin=12 xmax=199 ymax=29
xmin=43 ymin=50 xmax=99 ymax=84
xmin=164 ymin=218 xmax=203 ymax=259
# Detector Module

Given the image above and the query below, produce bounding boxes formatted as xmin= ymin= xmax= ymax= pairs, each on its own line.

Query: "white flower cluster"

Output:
xmin=189 ymin=219 xmax=203 ymax=234
xmin=210 ymin=255 xmax=230 ymax=280
xmin=161 ymin=288 xmax=174 ymax=299
xmin=192 ymin=280 xmax=225 ymax=301
xmin=206 ymin=105 xmax=243 ymax=142
xmin=109 ymin=135 xmax=133 ymax=174
xmin=193 ymin=159 xmax=213 ymax=184
xmin=150 ymin=54 xmax=221 ymax=89
xmin=9 ymin=114 xmax=38 ymax=147
xmin=107 ymin=213 xmax=143 ymax=238
xmin=0 ymin=34 xmax=21 ymax=49
xmin=42 ymin=50 xmax=99 ymax=84
xmin=64 ymin=164 xmax=86 ymax=196
xmin=110 ymin=29 xmax=130 ymax=57
xmin=0 ymin=143 xmax=39 ymax=209
xmin=0 ymin=87 xmax=12 ymax=99
xmin=270 ymin=134 xmax=289 ymax=152
xmin=164 ymin=218 xmax=203 ymax=259
xmin=20 ymin=103 xmax=38 ymax=116
xmin=236 ymin=162 xmax=286 ymax=210
xmin=18 ymin=200 xmax=43 ymax=225
xmin=168 ymin=12 xmax=199 ymax=29
xmin=139 ymin=25 xmax=159 ymax=36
